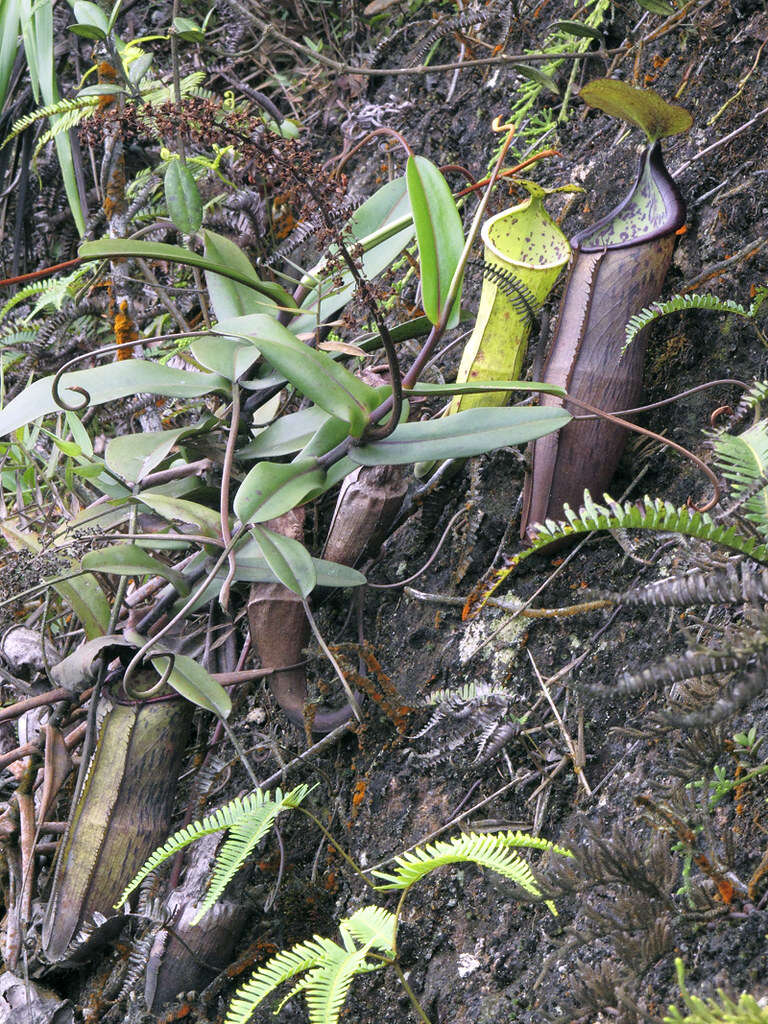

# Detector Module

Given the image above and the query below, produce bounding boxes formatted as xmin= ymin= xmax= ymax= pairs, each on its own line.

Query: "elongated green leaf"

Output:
xmin=78 ymin=239 xmax=294 ymax=310
xmin=249 ymin=524 xmax=317 ymax=598
xmin=240 ymin=406 xmax=332 ymax=459
xmin=550 ymin=19 xmax=603 ymax=39
xmin=1 ymin=520 xmax=109 ymax=639
xmin=173 ymin=15 xmax=205 ymax=41
xmin=189 ymin=337 xmax=260 ymax=382
xmin=152 ymin=652 xmax=232 ymax=718
xmin=175 ymin=550 xmax=365 ymax=613
xmin=511 ymin=63 xmax=559 ymax=94
xmin=0 ymin=0 xmax=20 ymax=112
xmin=234 ymin=459 xmax=327 ymax=524
xmin=203 ymin=229 xmax=281 ymax=319
xmin=137 ymin=493 xmax=222 ymax=537
xmin=292 ymin=176 xmax=414 ymax=335
xmin=82 ymin=544 xmax=190 ymax=595
xmin=636 ymin=0 xmax=676 ymax=14
xmin=215 ymin=315 xmax=375 ymax=437
xmin=0 ymin=361 xmax=229 ymax=436
xmin=406 ymin=156 xmax=464 ymax=328
xmin=349 ymin=406 xmax=571 ymax=466
xmin=105 ymin=424 xmax=205 ymax=483
xmin=19 ymin=0 xmax=86 ymax=234
xmin=405 ymin=380 xmax=566 ymax=398
xmin=165 ymin=160 xmax=203 ymax=233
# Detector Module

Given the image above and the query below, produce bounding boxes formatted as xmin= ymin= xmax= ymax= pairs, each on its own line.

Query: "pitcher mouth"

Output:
xmin=572 ymin=140 xmax=686 ymax=253
xmin=481 ymin=195 xmax=571 ymax=272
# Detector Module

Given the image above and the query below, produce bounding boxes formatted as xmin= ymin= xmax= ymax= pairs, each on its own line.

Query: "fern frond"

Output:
xmin=0 ymin=280 xmax=52 ymax=322
xmin=624 ymin=293 xmax=753 ymax=353
xmin=341 ymin=906 xmax=396 ymax=954
xmin=467 ymin=493 xmax=768 ymax=616
xmin=665 ymin=957 xmax=768 ymax=1023
xmin=722 ymin=379 xmax=768 ymax=430
xmin=408 ymin=9 xmax=492 ymax=66
xmin=3 ymin=96 xmax=98 ymax=147
xmin=750 ymin=286 xmax=768 ymax=319
xmin=33 ymin=106 xmax=94 ymax=161
xmin=609 ymin=560 xmax=768 ymax=608
xmin=372 ymin=830 xmax=571 ymax=905
xmin=226 ymin=937 xmax=331 ymax=1024
xmin=712 ymin=421 xmax=768 ymax=534
xmin=225 ymin=909 xmax=393 ymax=1024
xmin=115 ymin=784 xmax=311 ymax=911
xmin=142 ymin=71 xmax=207 ymax=106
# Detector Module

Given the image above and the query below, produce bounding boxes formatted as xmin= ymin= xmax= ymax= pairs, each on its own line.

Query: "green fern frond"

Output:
xmin=665 ymin=958 xmax=768 ymax=1023
xmin=33 ymin=105 xmax=94 ymax=161
xmin=750 ymin=286 xmax=768 ymax=319
xmin=471 ymin=493 xmax=768 ymax=614
xmin=0 ymin=329 xmax=36 ymax=349
xmin=3 ymin=95 xmax=98 ymax=147
xmin=371 ymin=830 xmax=571 ymax=909
xmin=0 ymin=281 xmax=52 ymax=322
xmin=712 ymin=421 xmax=768 ymax=535
xmin=225 ymin=908 xmax=394 ymax=1024
xmin=142 ymin=71 xmax=207 ymax=106
xmin=624 ymin=292 xmax=754 ymax=353
xmin=115 ymin=784 xmax=311 ymax=911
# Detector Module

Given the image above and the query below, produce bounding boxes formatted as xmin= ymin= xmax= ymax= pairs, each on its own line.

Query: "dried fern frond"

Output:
xmin=607 ymin=560 xmax=768 ymax=609
xmin=407 ymin=9 xmax=493 ymax=66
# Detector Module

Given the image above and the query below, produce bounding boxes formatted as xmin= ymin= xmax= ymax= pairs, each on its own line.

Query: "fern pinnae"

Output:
xmin=469 ymin=494 xmax=768 ymax=616
xmin=115 ymin=785 xmax=311 ymax=911
xmin=623 ymin=292 xmax=754 ymax=354
xmin=372 ymin=830 xmax=571 ymax=900
xmin=3 ymin=95 xmax=98 ymax=147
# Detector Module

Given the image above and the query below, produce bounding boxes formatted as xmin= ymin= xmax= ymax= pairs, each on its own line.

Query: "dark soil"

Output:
xmin=4 ymin=1 xmax=768 ymax=1022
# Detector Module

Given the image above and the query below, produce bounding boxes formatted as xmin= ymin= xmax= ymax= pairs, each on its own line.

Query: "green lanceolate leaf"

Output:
xmin=406 ymin=155 xmax=464 ymax=328
xmin=0 ymin=361 xmax=229 ymax=436
xmin=249 ymin=524 xmax=317 ymax=598
xmin=189 ymin=336 xmax=261 ymax=382
xmin=549 ymin=19 xmax=603 ymax=40
xmin=580 ymin=78 xmax=692 ymax=142
xmin=152 ymin=652 xmax=232 ymax=718
xmin=215 ymin=315 xmax=376 ymax=437
xmin=511 ymin=63 xmax=559 ymax=94
xmin=137 ymin=493 xmax=222 ymax=538
xmin=82 ymin=544 xmax=190 ymax=595
xmin=293 ymin=176 xmax=414 ymax=335
xmin=165 ymin=160 xmax=203 ymax=233
xmin=203 ymin=229 xmax=283 ymax=319
xmin=636 ymin=0 xmax=676 ymax=15
xmin=105 ymin=424 xmax=209 ymax=483
xmin=349 ymin=405 xmax=571 ymax=466
xmin=234 ymin=459 xmax=327 ymax=525
xmin=173 ymin=15 xmax=205 ymax=41
xmin=240 ymin=406 xmax=332 ymax=459
xmin=78 ymin=239 xmax=294 ymax=311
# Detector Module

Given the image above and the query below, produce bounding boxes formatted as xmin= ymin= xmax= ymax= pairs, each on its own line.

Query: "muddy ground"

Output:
xmin=5 ymin=0 xmax=768 ymax=1021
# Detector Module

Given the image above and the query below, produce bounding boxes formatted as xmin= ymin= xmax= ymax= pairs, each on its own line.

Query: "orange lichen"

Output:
xmin=114 ymin=301 xmax=139 ymax=360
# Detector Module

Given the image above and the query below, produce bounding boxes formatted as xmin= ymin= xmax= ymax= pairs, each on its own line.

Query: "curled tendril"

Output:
xmin=122 ymin=651 xmax=175 ymax=701
xmin=50 ymin=341 xmax=130 ymax=413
